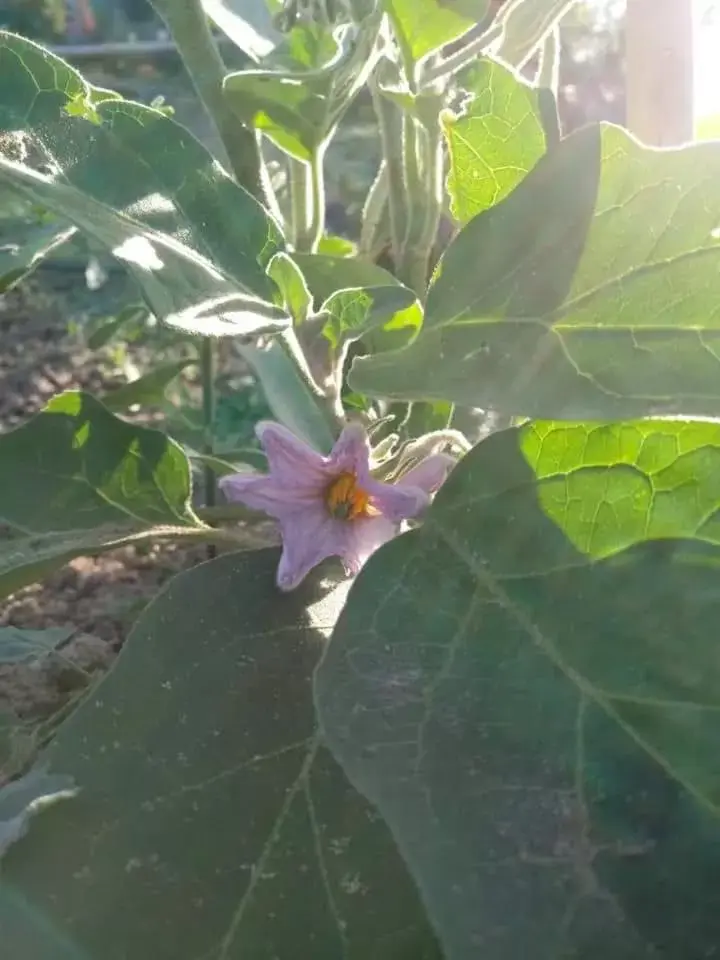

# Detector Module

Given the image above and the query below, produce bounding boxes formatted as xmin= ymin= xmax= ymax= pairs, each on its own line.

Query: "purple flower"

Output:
xmin=219 ymin=421 xmax=454 ymax=591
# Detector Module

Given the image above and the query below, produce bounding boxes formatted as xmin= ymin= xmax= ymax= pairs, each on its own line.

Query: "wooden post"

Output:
xmin=625 ymin=0 xmax=695 ymax=146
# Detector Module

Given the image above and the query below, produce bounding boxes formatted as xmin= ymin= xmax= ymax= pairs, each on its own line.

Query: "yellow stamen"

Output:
xmin=325 ymin=471 xmax=373 ymax=521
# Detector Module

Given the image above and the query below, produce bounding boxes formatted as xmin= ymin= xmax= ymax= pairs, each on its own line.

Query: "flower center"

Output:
xmin=325 ymin=471 xmax=371 ymax=521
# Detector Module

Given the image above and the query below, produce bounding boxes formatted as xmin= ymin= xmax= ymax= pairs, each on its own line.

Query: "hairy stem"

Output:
xmin=396 ymin=113 xmax=424 ymax=290
xmin=370 ymin=76 xmax=407 ymax=266
xmin=421 ymin=20 xmax=504 ymax=86
xmin=398 ymin=101 xmax=444 ymax=297
xmin=288 ymin=156 xmax=308 ymax=249
xmin=359 ymin=159 xmax=388 ymax=257
xmin=536 ymin=23 xmax=561 ymax=93
xmin=306 ymin=147 xmax=326 ymax=252
xmin=150 ymin=0 xmax=262 ymax=198
xmin=416 ymin=107 xmax=444 ymax=280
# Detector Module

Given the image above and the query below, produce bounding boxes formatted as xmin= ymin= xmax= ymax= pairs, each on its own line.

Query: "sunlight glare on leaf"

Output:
xmin=112 ymin=236 xmax=164 ymax=272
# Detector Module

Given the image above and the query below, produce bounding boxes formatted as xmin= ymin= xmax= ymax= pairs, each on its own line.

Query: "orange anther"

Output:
xmin=325 ymin=471 xmax=372 ymax=520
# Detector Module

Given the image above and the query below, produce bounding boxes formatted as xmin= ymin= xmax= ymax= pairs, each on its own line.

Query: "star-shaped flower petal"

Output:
xmin=219 ymin=421 xmax=454 ymax=591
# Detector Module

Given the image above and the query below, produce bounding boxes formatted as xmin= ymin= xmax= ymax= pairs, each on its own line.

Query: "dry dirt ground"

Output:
xmin=0 ymin=267 xmax=275 ymax=780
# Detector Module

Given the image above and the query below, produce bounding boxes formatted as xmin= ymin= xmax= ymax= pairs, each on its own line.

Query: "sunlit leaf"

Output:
xmin=0 ymin=391 xmax=204 ymax=598
xmin=321 ymin=285 xmax=418 ymax=348
xmin=384 ymin=0 xmax=489 ymax=65
xmin=351 ymin=123 xmax=720 ymax=419
xmin=268 ymin=250 xmax=312 ymax=323
xmin=445 ymin=58 xmax=545 ymax=223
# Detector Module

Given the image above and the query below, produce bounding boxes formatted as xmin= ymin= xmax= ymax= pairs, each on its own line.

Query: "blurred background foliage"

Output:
xmin=0 ymin=0 xmax=627 ymax=223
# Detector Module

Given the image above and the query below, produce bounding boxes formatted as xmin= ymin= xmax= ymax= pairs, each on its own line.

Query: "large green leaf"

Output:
xmin=224 ymin=22 xmax=380 ymax=160
xmin=0 ymin=391 xmax=205 ymax=598
xmin=0 ymin=32 xmax=286 ymax=338
xmin=317 ymin=419 xmax=720 ymax=959
xmin=351 ymin=123 xmax=720 ymax=419
xmin=2 ymin=550 xmax=440 ymax=960
xmin=384 ymin=0 xmax=489 ymax=66
xmin=445 ymin=58 xmax=545 ymax=224
xmin=494 ymin=0 xmax=577 ymax=69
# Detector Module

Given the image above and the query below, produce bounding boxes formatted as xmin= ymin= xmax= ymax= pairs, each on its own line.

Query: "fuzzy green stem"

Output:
xmin=536 ymin=24 xmax=561 ymax=93
xmin=306 ymin=147 xmax=326 ymax=252
xmin=288 ymin=157 xmax=307 ymax=249
xmin=287 ymin=148 xmax=325 ymax=251
xmin=150 ymin=0 xmax=262 ymax=198
xmin=369 ymin=77 xmax=407 ymax=266
xmin=359 ymin=159 xmax=388 ymax=257
xmin=415 ymin=111 xmax=444 ymax=285
xmin=421 ymin=20 xmax=504 ymax=87
xmin=398 ymin=114 xmax=442 ymax=299
xmin=398 ymin=111 xmax=418 ymax=276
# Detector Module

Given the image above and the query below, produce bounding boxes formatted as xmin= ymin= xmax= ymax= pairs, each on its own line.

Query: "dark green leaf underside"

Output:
xmin=317 ymin=421 xmax=720 ymax=959
xmin=2 ymin=550 xmax=439 ymax=960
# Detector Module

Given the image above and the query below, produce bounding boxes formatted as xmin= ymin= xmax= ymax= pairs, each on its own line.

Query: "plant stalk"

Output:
xmin=536 ymin=24 xmax=561 ymax=93
xmin=288 ymin=156 xmax=308 ymax=250
xmin=421 ymin=20 xmax=505 ymax=87
xmin=307 ymin=147 xmax=326 ymax=252
xmin=201 ymin=337 xmax=217 ymax=507
xmin=288 ymin=150 xmax=326 ymax=252
xmin=416 ymin=108 xmax=444 ymax=284
xmin=149 ymin=0 xmax=262 ymax=199
xmin=200 ymin=337 xmax=217 ymax=558
xmin=396 ymin=112 xmax=420 ymax=288
xmin=359 ymin=159 xmax=388 ymax=257
xmin=369 ymin=76 xmax=407 ymax=267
